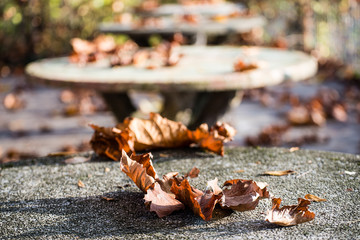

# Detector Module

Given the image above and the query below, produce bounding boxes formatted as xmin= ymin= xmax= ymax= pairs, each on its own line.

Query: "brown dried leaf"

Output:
xmin=170 ymin=178 xmax=222 ymax=221
xmin=123 ymin=113 xmax=191 ymax=151
xmin=90 ymin=113 xmax=235 ymax=157
xmin=101 ymin=196 xmax=115 ymax=201
xmin=77 ymin=180 xmax=85 ymax=188
xmin=304 ymin=194 xmax=327 ymax=202
xmin=221 ymin=179 xmax=269 ymax=211
xmin=184 ymin=167 xmax=200 ymax=178
xmin=265 ymin=198 xmax=315 ymax=226
xmin=188 ymin=122 xmax=236 ymax=156
xmin=234 ymin=59 xmax=258 ymax=72
xmin=144 ymin=182 xmax=185 ymax=218
xmin=90 ymin=124 xmax=134 ymax=160
xmin=120 ymin=150 xmax=156 ymax=192
xmin=263 ymin=170 xmax=296 ymax=176
xmin=3 ymin=93 xmax=25 ymax=111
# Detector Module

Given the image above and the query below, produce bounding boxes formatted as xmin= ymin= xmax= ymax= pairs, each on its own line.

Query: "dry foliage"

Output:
xmin=69 ymin=35 xmax=183 ymax=69
xmin=90 ymin=113 xmax=236 ymax=158
xmin=263 ymin=170 xmax=296 ymax=176
xmin=120 ymin=151 xmax=270 ymax=221
xmin=265 ymin=198 xmax=315 ymax=226
xmin=304 ymin=194 xmax=327 ymax=202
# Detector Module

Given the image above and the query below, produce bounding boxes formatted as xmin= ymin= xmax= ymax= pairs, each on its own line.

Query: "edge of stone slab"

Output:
xmin=0 ymin=147 xmax=359 ymax=170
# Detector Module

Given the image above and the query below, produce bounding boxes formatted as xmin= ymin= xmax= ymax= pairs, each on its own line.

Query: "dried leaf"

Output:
xmin=304 ymin=194 xmax=327 ymax=202
xmin=144 ymin=182 xmax=185 ymax=218
xmin=170 ymin=178 xmax=222 ymax=221
xmin=184 ymin=167 xmax=200 ymax=178
xmin=234 ymin=59 xmax=258 ymax=72
xmin=265 ymin=198 xmax=315 ymax=226
xmin=120 ymin=150 xmax=156 ymax=192
xmin=188 ymin=122 xmax=236 ymax=156
xmin=3 ymin=93 xmax=25 ymax=111
xmin=90 ymin=124 xmax=134 ymax=160
xmin=101 ymin=196 xmax=115 ymax=201
xmin=90 ymin=113 xmax=235 ymax=158
xmin=289 ymin=147 xmax=299 ymax=152
xmin=77 ymin=180 xmax=85 ymax=188
xmin=123 ymin=113 xmax=191 ymax=151
xmin=263 ymin=170 xmax=296 ymax=176
xmin=221 ymin=179 xmax=269 ymax=211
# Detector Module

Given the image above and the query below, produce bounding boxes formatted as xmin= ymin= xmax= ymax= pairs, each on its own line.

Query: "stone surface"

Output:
xmin=1 ymin=147 xmax=359 ymax=239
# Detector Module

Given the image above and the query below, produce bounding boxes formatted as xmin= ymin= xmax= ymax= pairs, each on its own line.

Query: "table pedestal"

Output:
xmin=102 ymin=91 xmax=241 ymax=128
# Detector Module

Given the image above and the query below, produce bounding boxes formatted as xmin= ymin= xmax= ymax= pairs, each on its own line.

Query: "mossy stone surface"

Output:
xmin=1 ymin=147 xmax=359 ymax=239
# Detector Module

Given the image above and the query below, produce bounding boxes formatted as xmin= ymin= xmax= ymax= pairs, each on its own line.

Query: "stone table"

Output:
xmin=99 ymin=15 xmax=266 ymax=45
xmin=1 ymin=147 xmax=359 ymax=239
xmin=26 ymin=46 xmax=317 ymax=128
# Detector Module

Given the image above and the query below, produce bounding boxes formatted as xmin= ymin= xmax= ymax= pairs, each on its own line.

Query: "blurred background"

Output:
xmin=0 ymin=0 xmax=359 ymax=163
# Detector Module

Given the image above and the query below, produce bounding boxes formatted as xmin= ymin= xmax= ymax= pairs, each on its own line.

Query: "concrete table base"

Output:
xmin=1 ymin=147 xmax=359 ymax=239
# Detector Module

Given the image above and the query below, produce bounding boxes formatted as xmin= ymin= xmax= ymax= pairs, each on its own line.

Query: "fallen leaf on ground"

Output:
xmin=3 ymin=93 xmax=25 ymax=111
xmin=101 ymin=196 xmax=115 ymax=201
xmin=289 ymin=147 xmax=299 ymax=152
xmin=144 ymin=182 xmax=185 ymax=218
xmin=117 ymin=152 xmax=273 ymax=221
xmin=263 ymin=170 xmax=296 ymax=176
xmin=78 ymin=180 xmax=85 ymax=188
xmin=265 ymin=198 xmax=315 ymax=226
xmin=90 ymin=113 xmax=235 ymax=158
xmin=120 ymin=150 xmax=156 ymax=192
xmin=304 ymin=194 xmax=327 ymax=202
xmin=221 ymin=179 xmax=269 ymax=211
xmin=184 ymin=167 xmax=200 ymax=178
xmin=171 ymin=178 xmax=222 ymax=221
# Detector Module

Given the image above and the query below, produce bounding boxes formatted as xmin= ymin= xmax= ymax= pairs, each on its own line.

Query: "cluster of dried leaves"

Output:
xmin=117 ymin=149 xmax=316 ymax=226
xmin=69 ymin=35 xmax=183 ymax=69
xmin=59 ymin=90 xmax=106 ymax=117
xmin=90 ymin=113 xmax=236 ymax=157
xmin=90 ymin=113 xmax=318 ymax=225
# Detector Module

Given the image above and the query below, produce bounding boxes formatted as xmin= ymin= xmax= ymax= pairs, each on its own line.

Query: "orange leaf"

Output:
xmin=188 ymin=122 xmax=236 ymax=156
xmin=170 ymin=178 xmax=222 ymax=221
xmin=263 ymin=170 xmax=296 ymax=176
xmin=265 ymin=198 xmax=315 ymax=226
xmin=123 ymin=113 xmax=191 ymax=151
xmin=144 ymin=182 xmax=185 ymax=218
xmin=120 ymin=150 xmax=156 ymax=193
xmin=304 ymin=194 xmax=327 ymax=202
xmin=77 ymin=180 xmax=85 ymax=188
xmin=184 ymin=167 xmax=200 ymax=178
xmin=90 ymin=113 xmax=235 ymax=157
xmin=221 ymin=179 xmax=269 ymax=211
xmin=90 ymin=124 xmax=134 ymax=160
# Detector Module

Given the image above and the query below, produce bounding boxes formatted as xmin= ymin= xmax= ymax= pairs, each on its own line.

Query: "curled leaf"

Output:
xmin=221 ymin=179 xmax=269 ymax=211
xmin=184 ymin=167 xmax=200 ymax=178
xmin=188 ymin=122 xmax=236 ymax=156
xmin=90 ymin=124 xmax=134 ymax=160
xmin=123 ymin=113 xmax=191 ymax=151
xmin=304 ymin=194 xmax=327 ymax=202
xmin=90 ymin=113 xmax=235 ymax=157
xmin=263 ymin=170 xmax=296 ymax=176
xmin=144 ymin=183 xmax=185 ymax=218
xmin=170 ymin=178 xmax=222 ymax=221
xmin=265 ymin=198 xmax=315 ymax=226
xmin=120 ymin=150 xmax=156 ymax=192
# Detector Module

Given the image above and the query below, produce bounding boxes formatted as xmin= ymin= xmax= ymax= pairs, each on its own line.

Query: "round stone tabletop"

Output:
xmin=26 ymin=46 xmax=317 ymax=92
